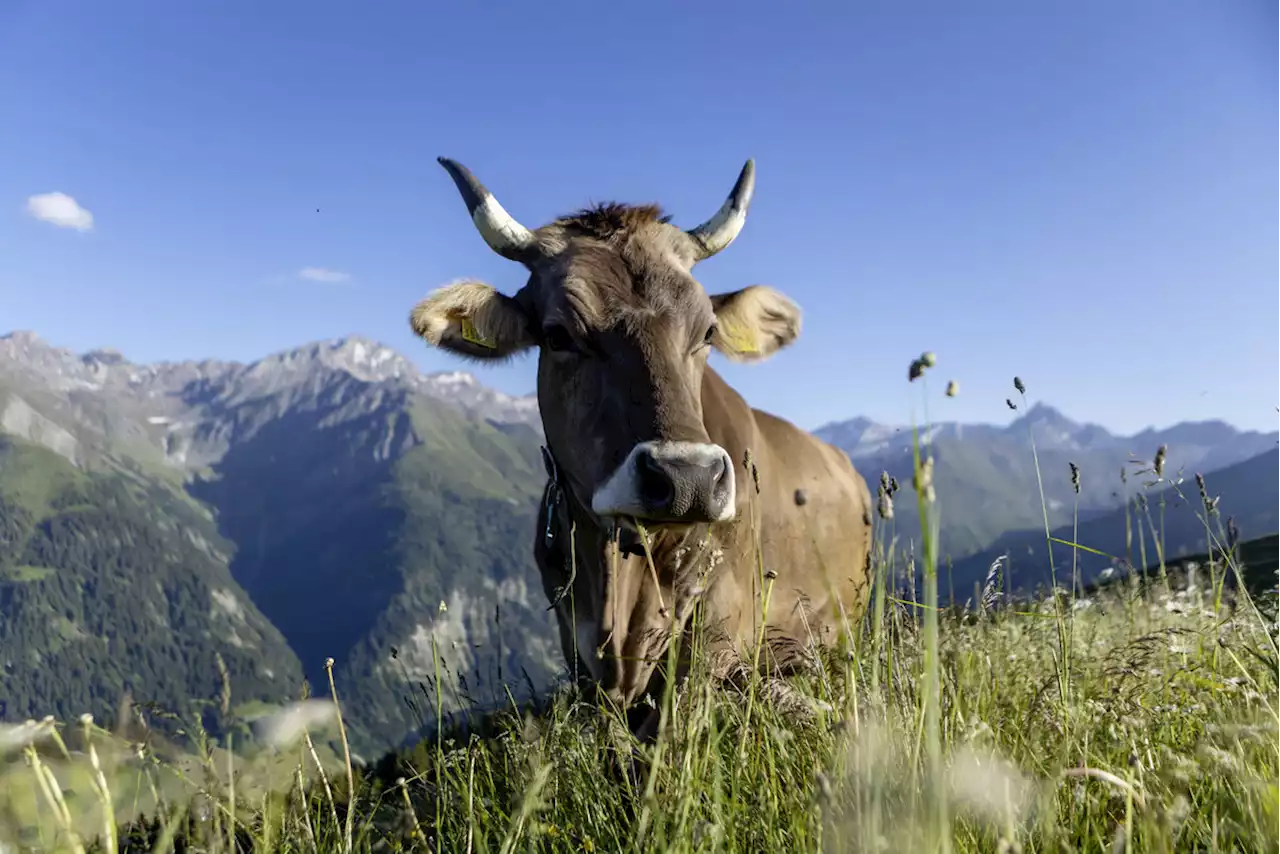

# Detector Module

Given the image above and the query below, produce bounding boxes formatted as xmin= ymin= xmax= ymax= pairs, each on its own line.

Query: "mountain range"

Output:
xmin=1 ymin=329 xmax=1275 ymax=755
xmin=0 ymin=330 xmax=556 ymax=757
xmin=814 ymin=405 xmax=1277 ymax=561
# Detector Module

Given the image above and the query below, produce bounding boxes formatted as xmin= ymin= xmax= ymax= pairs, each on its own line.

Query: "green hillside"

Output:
xmin=183 ymin=397 xmax=560 ymax=755
xmin=0 ymin=434 xmax=306 ymax=733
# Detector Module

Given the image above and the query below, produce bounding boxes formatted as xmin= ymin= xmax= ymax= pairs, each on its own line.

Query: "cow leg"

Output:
xmin=707 ymin=643 xmax=834 ymax=723
xmin=758 ymin=674 xmax=834 ymax=720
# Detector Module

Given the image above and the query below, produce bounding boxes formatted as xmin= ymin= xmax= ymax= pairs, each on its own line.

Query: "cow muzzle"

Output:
xmin=592 ymin=441 xmax=736 ymax=524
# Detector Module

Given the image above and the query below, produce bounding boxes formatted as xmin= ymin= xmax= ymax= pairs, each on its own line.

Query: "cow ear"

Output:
xmin=709 ymin=285 xmax=801 ymax=362
xmin=409 ymin=279 xmax=535 ymax=361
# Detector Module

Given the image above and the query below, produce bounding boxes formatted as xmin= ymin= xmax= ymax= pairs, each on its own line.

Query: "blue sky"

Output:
xmin=1 ymin=0 xmax=1275 ymax=435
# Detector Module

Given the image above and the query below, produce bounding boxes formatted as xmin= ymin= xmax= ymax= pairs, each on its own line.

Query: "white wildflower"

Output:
xmin=947 ymin=745 xmax=1033 ymax=827
xmin=0 ymin=719 xmax=55 ymax=756
xmin=251 ymin=700 xmax=338 ymax=750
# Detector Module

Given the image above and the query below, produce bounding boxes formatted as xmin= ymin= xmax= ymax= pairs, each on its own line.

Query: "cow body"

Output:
xmin=536 ymin=366 xmax=873 ymax=715
xmin=410 ymin=156 xmax=874 ymax=726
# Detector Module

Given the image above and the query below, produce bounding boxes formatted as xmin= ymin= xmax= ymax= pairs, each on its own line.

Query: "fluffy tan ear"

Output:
xmin=709 ymin=285 xmax=802 ymax=362
xmin=408 ymin=279 xmax=535 ymax=361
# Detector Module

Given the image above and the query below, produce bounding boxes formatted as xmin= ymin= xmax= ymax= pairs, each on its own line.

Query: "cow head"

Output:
xmin=411 ymin=158 xmax=801 ymax=531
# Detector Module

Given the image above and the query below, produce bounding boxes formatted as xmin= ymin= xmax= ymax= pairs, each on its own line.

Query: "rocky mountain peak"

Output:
xmin=1007 ymin=403 xmax=1121 ymax=453
xmin=1011 ymin=402 xmax=1076 ymax=428
xmin=425 ymin=370 xmax=480 ymax=388
xmin=0 ymin=330 xmax=43 ymax=347
xmin=82 ymin=348 xmax=128 ymax=366
xmin=248 ymin=335 xmax=420 ymax=386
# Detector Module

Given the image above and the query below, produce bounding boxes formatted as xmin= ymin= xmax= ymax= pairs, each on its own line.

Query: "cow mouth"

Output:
xmin=610 ymin=516 xmax=703 ymax=557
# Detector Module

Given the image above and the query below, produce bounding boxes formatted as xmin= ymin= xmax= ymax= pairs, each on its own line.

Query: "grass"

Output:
xmin=1 ymin=367 xmax=1276 ymax=853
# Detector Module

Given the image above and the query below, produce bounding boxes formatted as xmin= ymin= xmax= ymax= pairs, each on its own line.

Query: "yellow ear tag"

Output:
xmin=718 ymin=320 xmax=759 ymax=354
xmin=459 ymin=316 xmax=496 ymax=350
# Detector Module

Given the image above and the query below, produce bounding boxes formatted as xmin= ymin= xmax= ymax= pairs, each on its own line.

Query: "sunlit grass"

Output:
xmin=1 ymin=363 xmax=1276 ymax=853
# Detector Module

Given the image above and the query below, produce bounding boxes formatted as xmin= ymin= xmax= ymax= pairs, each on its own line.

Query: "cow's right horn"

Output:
xmin=437 ymin=157 xmax=539 ymax=263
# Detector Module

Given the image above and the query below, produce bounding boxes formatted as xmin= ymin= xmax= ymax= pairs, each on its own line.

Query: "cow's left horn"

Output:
xmin=686 ymin=159 xmax=756 ymax=261
xmin=437 ymin=157 xmax=540 ymax=263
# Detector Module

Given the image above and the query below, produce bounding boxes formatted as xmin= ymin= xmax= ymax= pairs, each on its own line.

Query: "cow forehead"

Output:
xmin=533 ymin=233 xmax=712 ymax=331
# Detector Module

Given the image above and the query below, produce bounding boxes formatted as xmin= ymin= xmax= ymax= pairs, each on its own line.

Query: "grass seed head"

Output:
xmin=913 ymin=456 xmax=936 ymax=504
xmin=877 ymin=486 xmax=895 ymax=520
xmin=908 ymin=351 xmax=937 ymax=381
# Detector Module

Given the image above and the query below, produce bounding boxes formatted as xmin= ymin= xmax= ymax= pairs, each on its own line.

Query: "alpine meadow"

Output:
xmin=0 ymin=333 xmax=1275 ymax=852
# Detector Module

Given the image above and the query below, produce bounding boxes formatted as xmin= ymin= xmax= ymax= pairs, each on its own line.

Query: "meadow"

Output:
xmin=2 ymin=373 xmax=1276 ymax=854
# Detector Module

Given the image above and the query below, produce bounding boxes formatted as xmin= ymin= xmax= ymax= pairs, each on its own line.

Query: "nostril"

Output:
xmin=710 ymin=454 xmax=730 ymax=492
xmin=636 ymin=452 xmax=674 ymax=509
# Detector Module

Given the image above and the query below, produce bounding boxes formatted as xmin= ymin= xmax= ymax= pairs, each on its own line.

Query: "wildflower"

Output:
xmin=1153 ymin=445 xmax=1167 ymax=479
xmin=1013 ymin=376 xmax=1026 ymax=394
xmin=252 ymin=699 xmax=338 ymax=750
xmin=1069 ymin=461 xmax=1080 ymax=494
xmin=945 ymin=380 xmax=959 ymax=397
xmin=947 ymin=745 xmax=1033 ymax=827
xmin=1006 ymin=398 xmax=1017 ymax=411
xmin=0 ymin=719 xmax=55 ymax=756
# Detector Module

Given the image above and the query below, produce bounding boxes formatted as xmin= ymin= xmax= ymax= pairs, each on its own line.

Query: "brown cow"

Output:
xmin=410 ymin=157 xmax=873 ymax=730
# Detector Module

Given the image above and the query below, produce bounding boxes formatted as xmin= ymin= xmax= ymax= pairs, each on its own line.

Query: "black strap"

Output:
xmin=539 ymin=445 xmax=563 ymax=550
xmin=540 ymin=446 xmax=578 ymax=610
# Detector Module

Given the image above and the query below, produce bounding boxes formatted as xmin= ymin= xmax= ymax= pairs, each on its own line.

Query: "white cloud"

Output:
xmin=25 ymin=192 xmax=95 ymax=232
xmin=297 ymin=267 xmax=351 ymax=283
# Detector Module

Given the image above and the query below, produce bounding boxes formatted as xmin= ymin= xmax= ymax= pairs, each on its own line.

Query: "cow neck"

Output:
xmin=540 ymin=445 xmax=623 ymax=559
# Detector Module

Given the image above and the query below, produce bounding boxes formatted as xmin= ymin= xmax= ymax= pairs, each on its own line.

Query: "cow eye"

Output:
xmin=702 ymin=325 xmax=718 ymax=347
xmin=543 ymin=324 xmax=578 ymax=354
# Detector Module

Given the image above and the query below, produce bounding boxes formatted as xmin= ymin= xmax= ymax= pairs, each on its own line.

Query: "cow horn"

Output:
xmin=686 ymin=159 xmax=756 ymax=261
xmin=437 ymin=157 xmax=539 ymax=263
